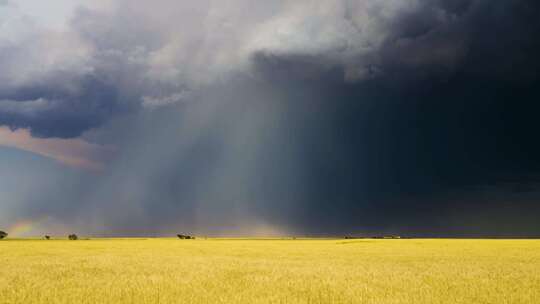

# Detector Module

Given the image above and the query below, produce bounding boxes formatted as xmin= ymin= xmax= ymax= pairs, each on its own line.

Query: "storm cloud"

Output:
xmin=1 ymin=0 xmax=539 ymax=236
xmin=0 ymin=0 xmax=486 ymax=137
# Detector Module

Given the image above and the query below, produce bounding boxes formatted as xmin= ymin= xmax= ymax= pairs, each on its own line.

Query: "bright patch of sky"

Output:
xmin=6 ymin=0 xmax=109 ymax=30
xmin=12 ymin=0 xmax=85 ymax=29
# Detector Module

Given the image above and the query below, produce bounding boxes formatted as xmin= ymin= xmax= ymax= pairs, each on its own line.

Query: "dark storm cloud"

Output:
xmin=2 ymin=0 xmax=540 ymax=236
xmin=248 ymin=0 xmax=540 ymax=236
xmin=0 ymin=77 xmax=127 ymax=138
xmin=0 ymin=0 xmax=481 ymax=137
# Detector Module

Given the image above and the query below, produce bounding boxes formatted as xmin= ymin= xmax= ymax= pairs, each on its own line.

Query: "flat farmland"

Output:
xmin=0 ymin=239 xmax=539 ymax=303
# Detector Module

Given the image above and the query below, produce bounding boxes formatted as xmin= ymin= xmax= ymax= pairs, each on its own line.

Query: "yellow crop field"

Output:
xmin=0 ymin=238 xmax=539 ymax=303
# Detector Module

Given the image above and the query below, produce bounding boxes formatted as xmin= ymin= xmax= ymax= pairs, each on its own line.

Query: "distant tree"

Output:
xmin=68 ymin=234 xmax=78 ymax=240
xmin=177 ymin=234 xmax=195 ymax=239
xmin=0 ymin=231 xmax=7 ymax=239
xmin=44 ymin=235 xmax=51 ymax=240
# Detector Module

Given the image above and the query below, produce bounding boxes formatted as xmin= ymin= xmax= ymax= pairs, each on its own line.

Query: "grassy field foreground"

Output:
xmin=0 ymin=239 xmax=539 ymax=303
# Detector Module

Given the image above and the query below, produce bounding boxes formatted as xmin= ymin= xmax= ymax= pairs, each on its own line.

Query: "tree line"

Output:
xmin=0 ymin=231 xmax=197 ymax=240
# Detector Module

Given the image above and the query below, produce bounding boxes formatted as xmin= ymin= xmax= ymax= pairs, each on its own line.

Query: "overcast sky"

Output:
xmin=1 ymin=0 xmax=539 ymax=237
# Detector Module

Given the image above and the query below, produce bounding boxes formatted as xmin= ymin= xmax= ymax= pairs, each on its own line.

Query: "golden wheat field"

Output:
xmin=0 ymin=238 xmax=539 ymax=304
